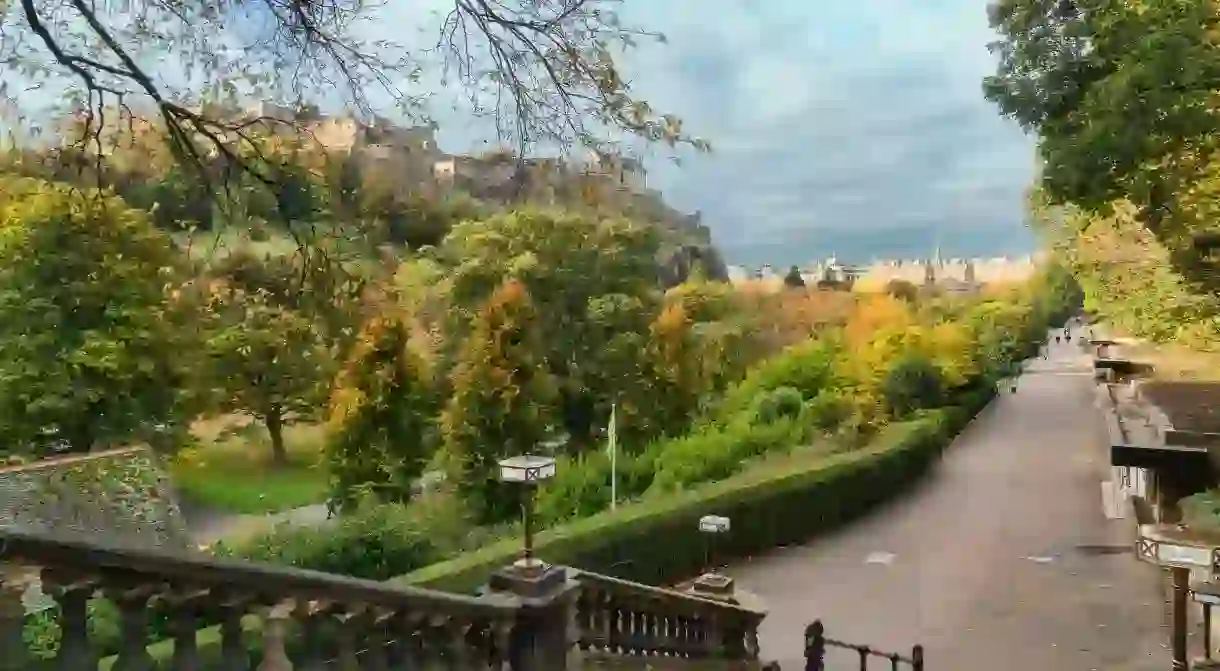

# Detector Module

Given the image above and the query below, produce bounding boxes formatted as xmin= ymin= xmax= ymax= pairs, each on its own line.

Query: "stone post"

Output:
xmin=0 ymin=563 xmax=38 ymax=671
xmin=484 ymin=562 xmax=578 ymax=671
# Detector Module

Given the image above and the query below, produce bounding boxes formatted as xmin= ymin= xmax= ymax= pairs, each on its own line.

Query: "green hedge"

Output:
xmin=400 ymin=394 xmax=986 ymax=593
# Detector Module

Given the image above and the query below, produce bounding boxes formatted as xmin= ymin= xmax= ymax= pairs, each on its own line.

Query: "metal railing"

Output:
xmin=804 ymin=620 xmax=924 ymax=671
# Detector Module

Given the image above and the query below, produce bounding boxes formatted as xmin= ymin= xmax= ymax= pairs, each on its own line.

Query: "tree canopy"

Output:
xmin=2 ymin=0 xmax=707 ymax=202
xmin=0 ymin=177 xmax=190 ymax=455
xmin=985 ymin=0 xmax=1220 ymax=295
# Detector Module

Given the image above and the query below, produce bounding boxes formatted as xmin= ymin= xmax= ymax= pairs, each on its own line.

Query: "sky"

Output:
xmin=415 ymin=0 xmax=1040 ymax=266
xmin=9 ymin=0 xmax=1039 ymax=267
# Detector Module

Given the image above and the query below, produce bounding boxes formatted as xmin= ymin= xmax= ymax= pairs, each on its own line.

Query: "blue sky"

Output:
xmin=9 ymin=0 xmax=1038 ymax=266
xmin=414 ymin=0 xmax=1039 ymax=265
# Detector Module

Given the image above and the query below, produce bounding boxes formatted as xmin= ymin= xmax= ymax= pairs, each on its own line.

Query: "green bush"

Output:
xmin=645 ymin=417 xmax=811 ymax=495
xmin=403 ymin=408 xmax=962 ymax=594
xmin=214 ymin=492 xmax=488 ymax=580
xmin=752 ymin=386 xmax=805 ymax=423
xmin=805 ymin=391 xmax=853 ymax=432
xmin=536 ymin=415 xmax=812 ymax=524
xmin=883 ymin=354 xmax=946 ymax=418
xmin=715 ymin=337 xmax=843 ymax=422
xmin=535 ymin=451 xmax=616 ymax=525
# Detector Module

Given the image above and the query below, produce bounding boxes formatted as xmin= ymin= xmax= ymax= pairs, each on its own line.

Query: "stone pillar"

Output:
xmin=0 ymin=564 xmax=35 ymax=671
xmin=485 ymin=563 xmax=578 ymax=671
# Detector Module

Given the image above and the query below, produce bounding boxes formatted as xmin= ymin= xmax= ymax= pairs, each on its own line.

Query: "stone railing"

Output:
xmin=0 ymin=529 xmax=770 ymax=670
xmin=573 ymin=571 xmax=764 ymax=663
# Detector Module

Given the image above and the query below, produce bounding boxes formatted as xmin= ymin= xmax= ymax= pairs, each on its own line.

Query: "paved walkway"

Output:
xmin=728 ymin=332 xmax=1171 ymax=670
xmin=185 ymin=502 xmax=332 ymax=545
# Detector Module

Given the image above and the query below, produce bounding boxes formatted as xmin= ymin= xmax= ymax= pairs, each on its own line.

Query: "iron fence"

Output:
xmin=804 ymin=620 xmax=924 ymax=671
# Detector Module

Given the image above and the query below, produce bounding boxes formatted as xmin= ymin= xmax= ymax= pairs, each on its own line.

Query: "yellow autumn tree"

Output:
xmin=645 ymin=302 xmax=708 ymax=437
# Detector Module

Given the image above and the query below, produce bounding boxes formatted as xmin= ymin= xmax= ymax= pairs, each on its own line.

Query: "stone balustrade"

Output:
xmin=573 ymin=571 xmax=764 ymax=662
xmin=0 ymin=529 xmax=769 ymax=670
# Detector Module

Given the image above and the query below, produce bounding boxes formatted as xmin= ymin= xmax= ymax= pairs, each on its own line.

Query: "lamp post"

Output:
xmin=699 ymin=514 xmax=731 ymax=574
xmin=1135 ymin=518 xmax=1220 ymax=670
xmin=689 ymin=514 xmax=735 ymax=601
xmin=497 ymin=454 xmax=557 ymax=577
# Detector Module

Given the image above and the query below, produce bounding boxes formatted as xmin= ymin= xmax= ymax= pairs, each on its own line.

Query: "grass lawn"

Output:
xmin=170 ymin=416 xmax=330 ymax=515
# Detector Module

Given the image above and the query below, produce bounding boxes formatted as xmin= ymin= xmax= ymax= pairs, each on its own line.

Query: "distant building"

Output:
xmin=729 ymin=251 xmax=1043 ymax=294
xmin=584 ymin=150 xmax=646 ymax=192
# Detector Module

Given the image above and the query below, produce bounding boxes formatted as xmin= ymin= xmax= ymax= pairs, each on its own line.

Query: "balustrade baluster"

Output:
xmin=398 ymin=612 xmax=428 ymax=669
xmin=588 ymin=588 xmax=610 ymax=652
xmin=332 ymin=606 xmax=369 ymax=671
xmin=690 ymin=616 xmax=710 ymax=658
xmin=259 ymin=600 xmax=296 ymax=671
xmin=639 ymin=610 xmax=657 ymax=655
xmin=363 ymin=608 xmax=396 ymax=671
xmin=656 ymin=613 xmax=674 ymax=657
xmin=670 ymin=615 xmax=687 ymax=658
xmin=0 ymin=563 xmax=35 ymax=671
xmin=573 ymin=587 xmax=593 ymax=652
xmin=419 ymin=614 xmax=450 ymax=668
xmin=165 ymin=589 xmax=210 ymax=671
xmin=296 ymin=600 xmax=332 ymax=671
xmin=47 ymin=576 xmax=98 ymax=671
xmin=443 ymin=618 xmax=473 ymax=669
xmin=608 ymin=601 xmax=625 ymax=653
xmin=490 ymin=616 xmax=514 ymax=670
xmin=109 ymin=584 xmax=159 ymax=671
xmin=218 ymin=595 xmax=253 ymax=671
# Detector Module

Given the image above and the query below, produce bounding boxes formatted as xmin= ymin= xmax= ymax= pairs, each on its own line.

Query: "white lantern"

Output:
xmin=497 ymin=455 xmax=557 ymax=484
xmin=699 ymin=514 xmax=731 ymax=534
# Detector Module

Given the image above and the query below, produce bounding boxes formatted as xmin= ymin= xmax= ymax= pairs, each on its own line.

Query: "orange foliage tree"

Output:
xmin=731 ymin=283 xmax=857 ymax=357
xmin=440 ymin=278 xmax=557 ymax=523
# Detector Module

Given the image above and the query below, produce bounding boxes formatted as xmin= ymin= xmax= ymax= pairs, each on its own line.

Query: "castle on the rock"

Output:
xmin=730 ymin=248 xmax=1044 ymax=295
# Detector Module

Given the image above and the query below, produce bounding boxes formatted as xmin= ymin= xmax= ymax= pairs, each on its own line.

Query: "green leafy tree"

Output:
xmin=440 ymin=278 xmax=556 ymax=523
xmin=0 ymin=178 xmax=190 ymax=456
xmin=443 ymin=210 xmax=661 ymax=450
xmin=204 ymin=286 xmax=334 ymax=466
xmin=782 ymin=265 xmax=806 ymax=288
xmin=325 ymin=314 xmax=437 ymax=512
xmin=984 ymin=0 xmax=1220 ymax=293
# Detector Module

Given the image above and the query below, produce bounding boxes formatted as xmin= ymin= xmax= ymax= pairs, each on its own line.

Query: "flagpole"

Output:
xmin=609 ymin=402 xmax=617 ymax=511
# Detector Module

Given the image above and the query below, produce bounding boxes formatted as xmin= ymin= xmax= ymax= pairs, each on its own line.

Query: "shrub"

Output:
xmin=882 ymin=354 xmax=946 ymax=418
xmin=214 ymin=492 xmax=487 ymax=580
xmin=403 ymin=409 xmax=961 ymax=593
xmin=752 ymin=386 xmax=805 ymax=423
xmin=535 ymin=451 xmax=615 ymax=525
xmin=716 ymin=337 xmax=842 ymax=422
xmin=645 ymin=417 xmax=811 ymax=495
xmin=804 ymin=391 xmax=853 ymax=432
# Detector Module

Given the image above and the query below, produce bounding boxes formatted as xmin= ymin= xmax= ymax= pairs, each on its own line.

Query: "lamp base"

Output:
xmin=671 ymin=572 xmax=738 ymax=603
xmin=692 ymin=572 xmax=735 ymax=596
xmin=488 ymin=561 xmax=568 ymax=599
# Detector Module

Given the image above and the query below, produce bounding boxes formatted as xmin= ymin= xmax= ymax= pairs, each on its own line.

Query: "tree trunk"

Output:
xmin=265 ymin=405 xmax=288 ymax=468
